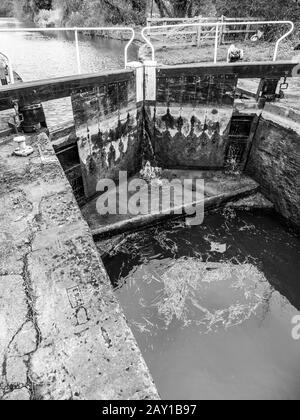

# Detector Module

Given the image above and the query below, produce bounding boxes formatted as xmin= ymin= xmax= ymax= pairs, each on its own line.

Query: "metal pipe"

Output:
xmin=141 ymin=20 xmax=294 ymax=63
xmin=0 ymin=27 xmax=135 ymax=74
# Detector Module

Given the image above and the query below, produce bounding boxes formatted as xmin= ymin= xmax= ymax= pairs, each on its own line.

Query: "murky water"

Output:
xmin=103 ymin=210 xmax=300 ymax=400
xmin=0 ymin=18 xmax=138 ymax=82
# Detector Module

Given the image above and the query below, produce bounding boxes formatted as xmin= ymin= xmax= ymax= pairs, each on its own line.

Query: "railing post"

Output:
xmin=7 ymin=57 xmax=15 ymax=84
xmin=214 ymin=23 xmax=219 ymax=63
xmin=245 ymin=23 xmax=250 ymax=41
xmin=220 ymin=15 xmax=225 ymax=45
xmin=196 ymin=16 xmax=202 ymax=48
xmin=74 ymin=29 xmax=82 ymax=74
xmin=163 ymin=21 xmax=167 ymax=49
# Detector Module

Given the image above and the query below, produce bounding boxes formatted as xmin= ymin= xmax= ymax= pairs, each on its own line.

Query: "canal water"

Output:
xmin=103 ymin=210 xmax=300 ymax=400
xmin=0 ymin=18 xmax=138 ymax=82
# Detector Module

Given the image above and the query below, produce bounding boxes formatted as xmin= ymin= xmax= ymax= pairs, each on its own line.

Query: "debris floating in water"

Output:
xmin=151 ymin=258 xmax=271 ymax=332
xmin=140 ymin=161 xmax=162 ymax=183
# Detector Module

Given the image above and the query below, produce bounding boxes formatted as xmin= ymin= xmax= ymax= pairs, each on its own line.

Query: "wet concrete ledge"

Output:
xmin=0 ymin=132 xmax=159 ymax=400
xmin=86 ymin=172 xmax=259 ymax=241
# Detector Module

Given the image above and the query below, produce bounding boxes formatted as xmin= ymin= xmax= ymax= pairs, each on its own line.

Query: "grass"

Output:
xmin=151 ymin=40 xmax=299 ymax=65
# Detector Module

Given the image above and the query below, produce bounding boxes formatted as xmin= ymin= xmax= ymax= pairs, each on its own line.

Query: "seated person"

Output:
xmin=227 ymin=44 xmax=244 ymax=63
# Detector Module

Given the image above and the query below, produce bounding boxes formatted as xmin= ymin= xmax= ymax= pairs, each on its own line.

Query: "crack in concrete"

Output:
xmin=1 ymin=132 xmax=160 ymax=400
xmin=1 ymin=319 xmax=28 ymax=385
xmin=1 ymin=385 xmax=29 ymax=399
xmin=0 ymin=235 xmax=41 ymax=400
xmin=21 ymin=234 xmax=43 ymax=401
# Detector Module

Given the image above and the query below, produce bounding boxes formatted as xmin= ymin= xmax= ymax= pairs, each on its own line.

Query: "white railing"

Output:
xmin=141 ymin=20 xmax=294 ymax=63
xmin=0 ymin=26 xmax=135 ymax=83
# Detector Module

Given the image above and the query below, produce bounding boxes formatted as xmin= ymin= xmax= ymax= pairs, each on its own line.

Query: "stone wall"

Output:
xmin=142 ymin=62 xmax=298 ymax=171
xmin=246 ymin=104 xmax=300 ymax=228
xmin=71 ymin=72 xmax=143 ymax=199
xmin=145 ymin=105 xmax=234 ymax=169
xmin=145 ymin=67 xmax=248 ymax=170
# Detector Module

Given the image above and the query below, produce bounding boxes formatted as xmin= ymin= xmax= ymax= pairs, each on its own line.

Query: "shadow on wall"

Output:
xmin=147 ymin=106 xmax=233 ymax=168
xmin=71 ymin=78 xmax=143 ymax=199
xmin=144 ymin=72 xmax=247 ymax=170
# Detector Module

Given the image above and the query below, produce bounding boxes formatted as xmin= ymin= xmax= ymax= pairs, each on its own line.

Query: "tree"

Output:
xmin=53 ymin=0 xmax=148 ymax=26
xmin=12 ymin=0 xmax=52 ymax=20
xmin=154 ymin=0 xmax=216 ymax=18
xmin=0 ymin=0 xmax=13 ymax=17
xmin=215 ymin=0 xmax=300 ymax=21
xmin=215 ymin=0 xmax=300 ymax=39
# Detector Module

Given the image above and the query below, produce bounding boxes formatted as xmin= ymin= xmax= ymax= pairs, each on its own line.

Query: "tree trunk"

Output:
xmin=154 ymin=0 xmax=172 ymax=17
xmin=185 ymin=0 xmax=193 ymax=17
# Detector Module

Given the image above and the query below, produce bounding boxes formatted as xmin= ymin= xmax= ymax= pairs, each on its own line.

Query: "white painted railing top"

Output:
xmin=0 ymin=27 xmax=135 ymax=83
xmin=141 ymin=20 xmax=294 ymax=63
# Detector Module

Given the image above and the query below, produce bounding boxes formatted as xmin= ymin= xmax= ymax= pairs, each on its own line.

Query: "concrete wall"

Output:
xmin=71 ymin=71 xmax=142 ymax=199
xmin=0 ymin=131 xmax=158 ymax=400
xmin=145 ymin=105 xmax=234 ymax=169
xmin=145 ymin=67 xmax=246 ymax=169
xmin=141 ymin=62 xmax=298 ymax=171
xmin=246 ymin=104 xmax=300 ymax=228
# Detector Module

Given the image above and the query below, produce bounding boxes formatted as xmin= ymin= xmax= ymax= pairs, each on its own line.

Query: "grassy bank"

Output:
xmin=139 ymin=39 xmax=299 ymax=64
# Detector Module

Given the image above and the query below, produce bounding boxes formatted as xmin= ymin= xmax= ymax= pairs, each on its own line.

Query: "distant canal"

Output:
xmin=0 ymin=17 xmax=138 ymax=82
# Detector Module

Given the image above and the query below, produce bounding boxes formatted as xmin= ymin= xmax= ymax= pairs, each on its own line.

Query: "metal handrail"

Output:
xmin=0 ymin=26 xmax=135 ymax=83
xmin=141 ymin=20 xmax=294 ymax=63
